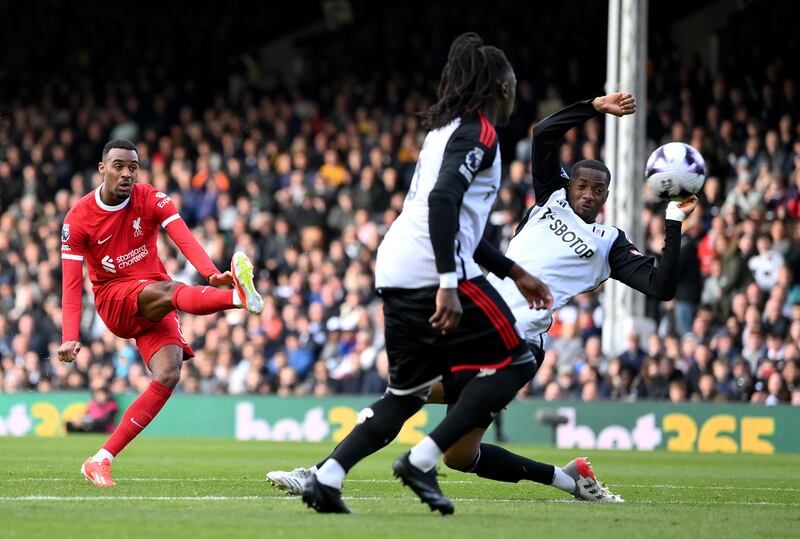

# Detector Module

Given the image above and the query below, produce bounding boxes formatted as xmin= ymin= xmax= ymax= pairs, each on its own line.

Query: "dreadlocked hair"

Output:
xmin=422 ymin=32 xmax=511 ymax=130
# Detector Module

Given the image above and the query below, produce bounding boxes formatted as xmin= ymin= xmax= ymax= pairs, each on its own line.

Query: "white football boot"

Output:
xmin=562 ymin=457 xmax=624 ymax=503
xmin=266 ymin=467 xmax=314 ymax=496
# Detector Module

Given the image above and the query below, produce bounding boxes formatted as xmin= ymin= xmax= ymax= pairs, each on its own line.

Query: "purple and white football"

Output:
xmin=645 ymin=142 xmax=706 ymax=201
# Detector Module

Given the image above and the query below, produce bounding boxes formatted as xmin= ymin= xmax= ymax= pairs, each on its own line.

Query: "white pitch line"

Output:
xmin=0 ymin=496 xmax=796 ymax=507
xmin=1 ymin=478 xmax=795 ymax=492
xmin=607 ymin=484 xmax=800 ymax=492
xmin=0 ymin=477 xmax=472 ymax=485
xmin=0 ymin=496 xmax=267 ymax=501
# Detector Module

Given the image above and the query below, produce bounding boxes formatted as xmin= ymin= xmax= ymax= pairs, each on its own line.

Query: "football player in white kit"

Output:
xmin=488 ymin=93 xmax=697 ymax=352
xmin=299 ymin=32 xmax=553 ymax=515
xmin=269 ymin=94 xmax=697 ymax=505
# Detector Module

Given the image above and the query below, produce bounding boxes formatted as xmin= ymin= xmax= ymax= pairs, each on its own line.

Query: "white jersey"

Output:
xmin=376 ymin=115 xmax=501 ymax=288
xmin=488 ymin=188 xmax=620 ymax=343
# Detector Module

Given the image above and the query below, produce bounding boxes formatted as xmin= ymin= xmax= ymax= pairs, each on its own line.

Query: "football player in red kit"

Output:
xmin=59 ymin=139 xmax=264 ymax=486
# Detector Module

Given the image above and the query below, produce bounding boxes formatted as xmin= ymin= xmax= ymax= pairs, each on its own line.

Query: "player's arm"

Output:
xmin=609 ymin=197 xmax=698 ymax=300
xmin=474 ymin=239 xmax=552 ymax=309
xmin=531 ymin=93 xmax=635 ymax=204
xmin=163 ymin=218 xmax=227 ymax=282
xmin=428 ymin=120 xmax=497 ymax=333
xmin=59 ymin=218 xmax=85 ymax=362
xmin=151 ymin=191 xmax=227 ymax=284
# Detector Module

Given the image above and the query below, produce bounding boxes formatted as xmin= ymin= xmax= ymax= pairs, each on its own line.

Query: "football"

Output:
xmin=645 ymin=142 xmax=707 ymax=201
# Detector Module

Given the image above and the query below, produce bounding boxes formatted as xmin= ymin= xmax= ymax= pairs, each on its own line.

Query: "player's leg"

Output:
xmin=269 ymin=381 xmax=446 ymax=495
xmin=439 ymin=362 xmax=621 ymax=502
xmin=302 ymin=391 xmax=426 ymax=512
xmin=442 ymin=427 xmax=568 ymax=485
xmin=270 ymin=385 xmax=437 ymax=496
xmin=301 ymin=287 xmax=441 ymax=513
xmin=81 ymin=344 xmax=182 ymax=487
xmin=438 ymin=352 xmax=560 ymax=486
xmin=138 ymin=281 xmax=237 ymax=321
xmin=137 ymin=251 xmax=263 ymax=320
xmin=393 ymin=276 xmax=535 ymax=513
xmin=442 ymin=428 xmax=622 ymax=502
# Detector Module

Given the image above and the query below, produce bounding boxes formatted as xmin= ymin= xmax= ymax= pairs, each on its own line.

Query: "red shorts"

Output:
xmin=94 ymin=278 xmax=194 ymax=366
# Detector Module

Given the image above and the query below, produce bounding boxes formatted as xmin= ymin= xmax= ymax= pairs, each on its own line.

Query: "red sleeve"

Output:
xmin=60 ymin=213 xmax=85 ymax=342
xmin=164 ymin=216 xmax=221 ymax=280
xmin=145 ymin=187 xmax=221 ymax=280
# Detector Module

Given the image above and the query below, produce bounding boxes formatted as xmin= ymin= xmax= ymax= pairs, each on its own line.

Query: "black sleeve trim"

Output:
xmin=474 ymin=238 xmax=515 ymax=279
xmin=608 ymin=221 xmax=682 ymax=301
xmin=429 ymin=118 xmax=498 ymax=275
xmin=532 ymin=99 xmax=598 ymax=204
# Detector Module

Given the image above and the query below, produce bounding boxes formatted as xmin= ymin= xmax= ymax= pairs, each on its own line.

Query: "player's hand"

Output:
xmin=593 ymin=92 xmax=636 ymax=117
xmin=675 ymin=195 xmax=699 ymax=216
xmin=666 ymin=195 xmax=699 ymax=221
xmin=509 ymin=265 xmax=553 ymax=310
xmin=208 ymin=271 xmax=233 ymax=286
xmin=58 ymin=341 xmax=81 ymax=363
xmin=429 ymin=288 xmax=463 ymax=335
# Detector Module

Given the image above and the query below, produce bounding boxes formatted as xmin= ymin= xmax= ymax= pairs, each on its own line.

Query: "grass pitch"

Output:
xmin=1 ymin=436 xmax=798 ymax=539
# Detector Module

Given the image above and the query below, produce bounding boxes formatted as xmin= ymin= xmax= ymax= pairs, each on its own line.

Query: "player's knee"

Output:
xmin=154 ymin=367 xmax=181 ymax=389
xmin=151 ymin=353 xmax=182 ymax=389
xmin=163 ymin=281 xmax=183 ymax=303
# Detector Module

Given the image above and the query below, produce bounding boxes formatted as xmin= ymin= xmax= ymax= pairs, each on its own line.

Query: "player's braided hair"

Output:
xmin=422 ymin=32 xmax=512 ymax=130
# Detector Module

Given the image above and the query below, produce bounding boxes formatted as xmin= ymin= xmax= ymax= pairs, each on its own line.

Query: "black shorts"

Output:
xmin=380 ymin=275 xmax=529 ymax=396
xmin=441 ymin=341 xmax=544 ymax=404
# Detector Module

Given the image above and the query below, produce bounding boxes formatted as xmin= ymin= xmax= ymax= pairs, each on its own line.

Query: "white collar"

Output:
xmin=95 ymin=185 xmax=132 ymax=212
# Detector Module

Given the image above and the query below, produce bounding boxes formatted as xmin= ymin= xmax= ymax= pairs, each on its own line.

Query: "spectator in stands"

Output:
xmin=65 ymin=387 xmax=118 ymax=434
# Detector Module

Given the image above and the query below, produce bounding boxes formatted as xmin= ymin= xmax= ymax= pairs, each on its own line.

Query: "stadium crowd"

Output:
xmin=1 ymin=22 xmax=799 ymax=407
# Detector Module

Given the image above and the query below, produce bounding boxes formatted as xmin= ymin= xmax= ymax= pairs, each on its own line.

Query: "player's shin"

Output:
xmin=171 ymin=283 xmax=236 ymax=315
xmin=463 ymin=443 xmax=556 ymax=484
xmin=101 ymin=380 xmax=173 ymax=456
xmin=317 ymin=393 xmax=425 ymax=489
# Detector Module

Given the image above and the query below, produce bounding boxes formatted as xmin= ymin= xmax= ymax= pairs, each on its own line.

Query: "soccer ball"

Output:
xmin=645 ymin=142 xmax=706 ymax=201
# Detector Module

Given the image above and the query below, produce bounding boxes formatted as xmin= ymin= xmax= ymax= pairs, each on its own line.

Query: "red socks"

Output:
xmin=171 ymin=284 xmax=235 ymax=315
xmin=103 ymin=380 xmax=173 ymax=456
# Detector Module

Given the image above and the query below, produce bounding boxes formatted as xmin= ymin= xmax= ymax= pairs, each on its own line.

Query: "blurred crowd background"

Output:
xmin=1 ymin=0 xmax=798 ymax=405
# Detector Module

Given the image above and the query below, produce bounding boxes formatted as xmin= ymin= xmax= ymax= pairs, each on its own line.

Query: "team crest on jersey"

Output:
xmin=592 ymin=226 xmax=605 ymax=237
xmin=61 ymin=224 xmax=70 ymax=242
xmin=132 ymin=217 xmax=143 ymax=237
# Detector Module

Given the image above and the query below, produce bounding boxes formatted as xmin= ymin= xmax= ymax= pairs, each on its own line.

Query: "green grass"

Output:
xmin=1 ymin=437 xmax=799 ymax=539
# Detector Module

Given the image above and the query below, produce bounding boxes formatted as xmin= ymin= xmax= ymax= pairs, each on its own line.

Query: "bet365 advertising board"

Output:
xmin=0 ymin=393 xmax=796 ymax=454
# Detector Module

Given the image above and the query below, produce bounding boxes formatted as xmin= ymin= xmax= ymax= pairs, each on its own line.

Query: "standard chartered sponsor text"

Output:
xmin=116 ymin=245 xmax=149 ymax=268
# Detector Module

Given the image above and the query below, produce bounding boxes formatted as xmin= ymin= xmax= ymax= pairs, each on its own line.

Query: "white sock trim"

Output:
xmin=408 ymin=436 xmax=442 ymax=473
xmin=552 ymin=467 xmax=576 ymax=493
xmin=92 ymin=448 xmax=115 ymax=463
xmin=315 ymin=459 xmax=345 ymax=490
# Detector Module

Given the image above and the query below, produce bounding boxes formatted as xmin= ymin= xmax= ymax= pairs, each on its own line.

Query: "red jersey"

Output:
xmin=60 ymin=183 xmax=220 ymax=341
xmin=61 ymin=183 xmax=178 ymax=290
